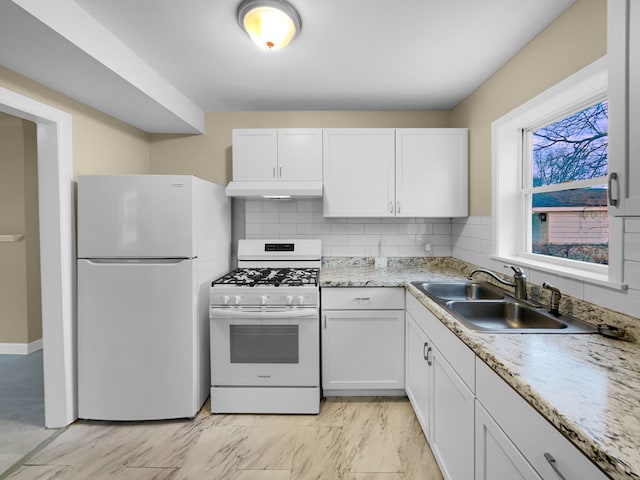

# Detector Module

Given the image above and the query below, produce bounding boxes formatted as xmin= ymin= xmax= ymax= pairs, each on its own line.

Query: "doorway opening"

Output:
xmin=0 ymin=112 xmax=49 ymax=474
xmin=0 ymin=86 xmax=76 ymax=431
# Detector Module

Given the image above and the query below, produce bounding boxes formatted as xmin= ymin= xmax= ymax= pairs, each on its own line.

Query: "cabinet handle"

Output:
xmin=323 ymin=315 xmax=327 ymax=329
xmin=354 ymin=297 xmax=371 ymax=303
xmin=397 ymin=201 xmax=400 ymax=214
xmin=273 ymin=166 xmax=276 ymax=179
xmin=608 ymin=172 xmax=619 ymax=207
xmin=423 ymin=342 xmax=429 ymax=360
xmin=544 ymin=453 xmax=566 ymax=480
xmin=426 ymin=346 xmax=432 ymax=366
xmin=389 ymin=201 xmax=393 ymax=213
xmin=279 ymin=166 xmax=283 ymax=178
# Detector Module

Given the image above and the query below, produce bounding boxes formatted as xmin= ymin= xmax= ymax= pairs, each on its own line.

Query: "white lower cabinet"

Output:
xmin=405 ymin=313 xmax=432 ymax=438
xmin=430 ymin=343 xmax=475 ymax=480
xmin=475 ymin=401 xmax=542 ymax=480
xmin=405 ymin=292 xmax=609 ymax=480
xmin=321 ymin=288 xmax=405 ymax=394
xmin=405 ymin=294 xmax=475 ymax=480
xmin=476 ymin=359 xmax=609 ymax=480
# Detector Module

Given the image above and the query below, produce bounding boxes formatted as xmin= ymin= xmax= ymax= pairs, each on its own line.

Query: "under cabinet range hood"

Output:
xmin=225 ymin=181 xmax=323 ymax=199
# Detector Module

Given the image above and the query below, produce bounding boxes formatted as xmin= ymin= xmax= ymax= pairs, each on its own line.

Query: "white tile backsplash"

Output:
xmin=263 ymin=223 xmax=297 ymax=234
xmin=296 ymin=223 xmax=331 ymax=235
xmin=451 ymin=216 xmax=640 ymax=319
xmin=246 ymin=212 xmax=279 ymax=223
xmin=432 ymin=245 xmax=453 ymax=256
xmin=240 ymin=202 xmax=640 ymax=318
xmin=245 ymin=200 xmax=263 ymax=212
xmin=279 ymin=212 xmax=314 ymax=223
xmin=330 ymin=223 xmax=365 ymax=234
xmin=398 ymin=223 xmax=432 ymax=234
xmin=242 ymin=199 xmax=449 ymax=257
xmin=262 ymin=200 xmax=297 ymax=212
xmin=365 ymin=223 xmax=400 ymax=234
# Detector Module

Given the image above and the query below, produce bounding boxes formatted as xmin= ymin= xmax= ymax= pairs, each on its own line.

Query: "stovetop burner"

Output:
xmin=212 ymin=267 xmax=319 ymax=287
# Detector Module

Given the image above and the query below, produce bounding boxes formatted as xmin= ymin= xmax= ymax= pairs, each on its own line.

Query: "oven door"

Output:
xmin=210 ymin=307 xmax=319 ymax=387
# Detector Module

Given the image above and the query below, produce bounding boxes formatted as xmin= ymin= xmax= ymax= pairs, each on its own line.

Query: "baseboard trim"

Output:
xmin=0 ymin=338 xmax=43 ymax=355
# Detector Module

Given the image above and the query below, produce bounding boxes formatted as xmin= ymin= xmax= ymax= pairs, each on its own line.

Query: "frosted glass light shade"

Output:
xmin=237 ymin=0 xmax=301 ymax=50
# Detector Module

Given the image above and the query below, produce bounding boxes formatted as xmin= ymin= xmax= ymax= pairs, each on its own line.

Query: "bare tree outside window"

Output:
xmin=529 ymin=101 xmax=609 ymax=265
xmin=532 ymin=101 xmax=608 ymax=186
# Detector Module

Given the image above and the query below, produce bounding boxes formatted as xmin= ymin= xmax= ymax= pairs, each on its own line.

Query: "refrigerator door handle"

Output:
xmin=81 ymin=258 xmax=192 ymax=265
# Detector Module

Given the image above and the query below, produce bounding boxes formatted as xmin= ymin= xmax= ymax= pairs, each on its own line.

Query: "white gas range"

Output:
xmin=209 ymin=239 xmax=321 ymax=414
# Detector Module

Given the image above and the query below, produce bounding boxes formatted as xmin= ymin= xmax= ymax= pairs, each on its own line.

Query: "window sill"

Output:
xmin=491 ymin=255 xmax=628 ymax=291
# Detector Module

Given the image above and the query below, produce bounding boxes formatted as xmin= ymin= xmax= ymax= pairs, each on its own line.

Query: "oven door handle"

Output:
xmin=209 ymin=308 xmax=319 ymax=319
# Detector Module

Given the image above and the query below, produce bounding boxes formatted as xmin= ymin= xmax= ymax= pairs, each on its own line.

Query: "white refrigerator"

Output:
xmin=77 ymin=175 xmax=230 ymax=420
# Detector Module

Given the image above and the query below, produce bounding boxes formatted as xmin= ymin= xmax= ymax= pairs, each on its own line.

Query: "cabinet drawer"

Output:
xmin=322 ymin=287 xmax=405 ymax=310
xmin=476 ymin=359 xmax=608 ymax=480
xmin=406 ymin=293 xmax=475 ymax=391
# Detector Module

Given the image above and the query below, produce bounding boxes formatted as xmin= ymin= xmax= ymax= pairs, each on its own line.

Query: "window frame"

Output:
xmin=521 ymin=97 xmax=610 ymax=273
xmin=491 ymin=56 xmax=625 ymax=289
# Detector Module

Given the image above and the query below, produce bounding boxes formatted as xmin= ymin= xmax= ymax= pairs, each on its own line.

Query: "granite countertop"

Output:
xmin=320 ymin=258 xmax=640 ymax=480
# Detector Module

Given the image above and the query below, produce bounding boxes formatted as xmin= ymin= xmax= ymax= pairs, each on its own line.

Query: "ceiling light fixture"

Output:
xmin=237 ymin=0 xmax=301 ymax=50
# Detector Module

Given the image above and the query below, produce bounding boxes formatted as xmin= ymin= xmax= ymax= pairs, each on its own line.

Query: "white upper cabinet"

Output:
xmin=323 ymin=129 xmax=396 ymax=217
xmin=277 ymin=129 xmax=323 ymax=181
xmin=608 ymin=0 xmax=640 ymax=215
xmin=232 ymin=128 xmax=322 ymax=182
xmin=232 ymin=129 xmax=278 ymax=182
xmin=323 ymin=128 xmax=468 ymax=217
xmin=396 ymin=128 xmax=468 ymax=217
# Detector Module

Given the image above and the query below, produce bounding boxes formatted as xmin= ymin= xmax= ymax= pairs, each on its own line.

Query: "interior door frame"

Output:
xmin=0 ymin=85 xmax=76 ymax=428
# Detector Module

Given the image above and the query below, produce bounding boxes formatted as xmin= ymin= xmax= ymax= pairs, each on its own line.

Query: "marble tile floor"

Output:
xmin=6 ymin=397 xmax=443 ymax=480
xmin=0 ymin=351 xmax=58 ymax=477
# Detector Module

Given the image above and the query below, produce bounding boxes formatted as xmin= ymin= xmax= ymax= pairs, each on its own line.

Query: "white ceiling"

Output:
xmin=0 ymin=0 xmax=576 ymax=133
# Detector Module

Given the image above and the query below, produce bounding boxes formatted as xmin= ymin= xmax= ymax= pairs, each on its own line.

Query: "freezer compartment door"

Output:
xmin=77 ymin=175 xmax=195 ymax=258
xmin=78 ymin=258 xmax=199 ymax=420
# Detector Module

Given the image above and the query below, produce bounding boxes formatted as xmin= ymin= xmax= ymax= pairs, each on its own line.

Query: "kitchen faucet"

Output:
xmin=467 ymin=265 xmax=528 ymax=300
xmin=542 ymin=282 xmax=561 ymax=314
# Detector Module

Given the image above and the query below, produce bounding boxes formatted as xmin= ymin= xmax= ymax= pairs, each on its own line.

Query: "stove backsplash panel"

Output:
xmin=243 ymin=199 xmax=452 ymax=257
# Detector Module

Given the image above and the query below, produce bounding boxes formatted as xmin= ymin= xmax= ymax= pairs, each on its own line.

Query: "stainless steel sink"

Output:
xmin=413 ymin=281 xmax=596 ymax=334
xmin=445 ymin=300 xmax=595 ymax=333
xmin=411 ymin=281 xmax=505 ymax=301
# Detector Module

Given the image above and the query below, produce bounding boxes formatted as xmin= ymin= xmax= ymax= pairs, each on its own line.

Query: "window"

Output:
xmin=525 ymin=100 xmax=609 ymax=266
xmin=492 ymin=57 xmax=624 ymax=287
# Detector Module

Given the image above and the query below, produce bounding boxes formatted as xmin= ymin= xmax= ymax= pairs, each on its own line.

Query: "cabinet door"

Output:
xmin=232 ymin=129 xmax=278 ymax=181
xmin=277 ymin=129 xmax=322 ymax=181
xmin=475 ymin=401 xmax=542 ymax=480
xmin=608 ymin=0 xmax=640 ymax=215
xmin=395 ymin=129 xmax=468 ymax=217
xmin=430 ymin=344 xmax=474 ymax=480
xmin=405 ymin=312 xmax=432 ymax=441
xmin=323 ymin=129 xmax=395 ymax=217
xmin=476 ymin=359 xmax=610 ymax=480
xmin=322 ymin=309 xmax=404 ymax=391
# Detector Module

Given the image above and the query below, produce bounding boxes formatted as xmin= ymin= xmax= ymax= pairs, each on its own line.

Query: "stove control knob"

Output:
xmin=286 ymin=295 xmax=294 ymax=305
xmin=261 ymin=295 xmax=268 ymax=305
xmin=297 ymin=295 xmax=305 ymax=305
xmin=234 ymin=296 xmax=242 ymax=305
xmin=223 ymin=295 xmax=231 ymax=305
